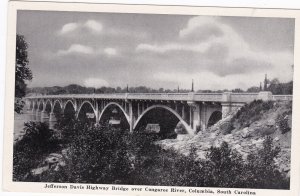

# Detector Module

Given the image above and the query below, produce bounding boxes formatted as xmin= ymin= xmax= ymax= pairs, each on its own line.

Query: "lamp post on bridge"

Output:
xmin=191 ymin=79 xmax=194 ymax=92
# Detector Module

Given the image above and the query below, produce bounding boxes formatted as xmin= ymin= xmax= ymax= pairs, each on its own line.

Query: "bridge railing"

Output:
xmin=230 ymin=93 xmax=259 ymax=102
xmin=127 ymin=93 xmax=190 ymax=101
xmin=272 ymin=95 xmax=293 ymax=101
xmin=194 ymin=93 xmax=223 ymax=102
xmin=26 ymin=94 xmax=127 ymax=99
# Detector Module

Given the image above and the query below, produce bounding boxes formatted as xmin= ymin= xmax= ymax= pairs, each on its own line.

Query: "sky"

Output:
xmin=17 ymin=10 xmax=295 ymax=91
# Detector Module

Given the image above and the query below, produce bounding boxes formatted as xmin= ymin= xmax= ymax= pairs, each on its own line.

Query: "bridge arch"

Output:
xmin=133 ymin=104 xmax=193 ymax=135
xmin=43 ymin=99 xmax=53 ymax=111
xmin=76 ymin=100 xmax=96 ymax=119
xmin=44 ymin=99 xmax=53 ymax=113
xmin=52 ymin=99 xmax=63 ymax=112
xmin=37 ymin=100 xmax=44 ymax=111
xmin=63 ymin=100 xmax=76 ymax=113
xmin=98 ymin=102 xmax=130 ymax=123
xmin=207 ymin=110 xmax=222 ymax=127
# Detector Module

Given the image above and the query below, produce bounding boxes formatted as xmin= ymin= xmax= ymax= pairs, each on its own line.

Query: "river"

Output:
xmin=14 ymin=111 xmax=32 ymax=142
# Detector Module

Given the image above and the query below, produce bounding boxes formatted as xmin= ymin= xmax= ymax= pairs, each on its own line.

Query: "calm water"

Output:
xmin=14 ymin=112 xmax=31 ymax=142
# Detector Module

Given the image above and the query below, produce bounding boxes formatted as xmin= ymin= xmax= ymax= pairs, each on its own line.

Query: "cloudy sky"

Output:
xmin=17 ymin=11 xmax=295 ymax=91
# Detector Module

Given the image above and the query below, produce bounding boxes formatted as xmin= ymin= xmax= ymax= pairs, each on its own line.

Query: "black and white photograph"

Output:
xmin=3 ymin=1 xmax=300 ymax=195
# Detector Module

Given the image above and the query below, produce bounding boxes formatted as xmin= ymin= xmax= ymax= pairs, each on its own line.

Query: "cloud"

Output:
xmin=179 ymin=16 xmax=223 ymax=41
xmin=59 ymin=22 xmax=79 ymax=35
xmin=136 ymin=16 xmax=294 ymax=82
xmin=58 ymin=20 xmax=103 ymax=35
xmin=136 ymin=41 xmax=216 ymax=54
xmin=84 ymin=78 xmax=109 ymax=88
xmin=57 ymin=44 xmax=119 ymax=57
xmin=104 ymin=48 xmax=117 ymax=56
xmin=153 ymin=71 xmax=262 ymax=90
xmin=84 ymin=20 xmax=103 ymax=34
xmin=57 ymin=44 xmax=94 ymax=55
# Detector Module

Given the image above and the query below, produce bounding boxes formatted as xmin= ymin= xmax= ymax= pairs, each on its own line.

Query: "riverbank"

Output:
xmin=156 ymin=100 xmax=292 ymax=176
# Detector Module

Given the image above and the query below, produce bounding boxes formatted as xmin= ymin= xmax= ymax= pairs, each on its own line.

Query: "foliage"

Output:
xmin=27 ymin=84 xmax=191 ymax=95
xmin=15 ymin=34 xmax=32 ymax=113
xmin=268 ymin=79 xmax=293 ymax=95
xmin=13 ymin=122 xmax=60 ymax=181
xmin=246 ymin=136 xmax=289 ymax=189
xmin=247 ymin=86 xmax=261 ymax=93
xmin=14 ymin=98 xmax=25 ymax=114
xmin=232 ymin=100 xmax=274 ymax=128
xmin=14 ymin=118 xmax=289 ymax=189
xmin=72 ymin=128 xmax=132 ymax=183
xmin=246 ymin=78 xmax=293 ymax=95
xmin=276 ymin=111 xmax=291 ymax=134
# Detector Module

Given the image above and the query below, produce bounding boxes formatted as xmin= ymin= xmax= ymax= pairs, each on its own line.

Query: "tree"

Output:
xmin=15 ymin=34 xmax=32 ymax=113
xmin=232 ymin=88 xmax=244 ymax=93
xmin=247 ymin=86 xmax=260 ymax=93
xmin=268 ymin=78 xmax=293 ymax=95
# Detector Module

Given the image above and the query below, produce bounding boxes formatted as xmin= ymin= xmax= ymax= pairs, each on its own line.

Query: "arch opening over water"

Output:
xmin=64 ymin=101 xmax=76 ymax=121
xmin=45 ymin=100 xmax=52 ymax=113
xmin=53 ymin=100 xmax=63 ymax=120
xmin=133 ymin=105 xmax=191 ymax=139
xmin=99 ymin=103 xmax=130 ymax=130
xmin=38 ymin=101 xmax=43 ymax=111
xmin=77 ymin=101 xmax=96 ymax=124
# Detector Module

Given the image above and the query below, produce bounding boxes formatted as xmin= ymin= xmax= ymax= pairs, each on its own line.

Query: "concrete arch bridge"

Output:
xmin=25 ymin=91 xmax=292 ymax=136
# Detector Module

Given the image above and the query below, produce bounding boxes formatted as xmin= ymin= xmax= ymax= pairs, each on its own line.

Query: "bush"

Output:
xmin=233 ymin=100 xmax=274 ymax=128
xmin=50 ymin=124 xmax=133 ymax=184
xmin=13 ymin=122 xmax=60 ymax=181
xmin=246 ymin=136 xmax=289 ymax=189
xmin=201 ymin=142 xmax=245 ymax=187
xmin=276 ymin=112 xmax=291 ymax=134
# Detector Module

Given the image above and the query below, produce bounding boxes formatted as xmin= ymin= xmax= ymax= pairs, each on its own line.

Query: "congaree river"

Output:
xmin=14 ymin=112 xmax=30 ymax=142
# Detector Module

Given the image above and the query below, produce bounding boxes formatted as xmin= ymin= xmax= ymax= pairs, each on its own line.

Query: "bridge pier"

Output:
xmin=181 ymin=105 xmax=186 ymax=120
xmin=35 ymin=109 xmax=42 ymax=122
xmin=49 ymin=112 xmax=57 ymax=130
xmin=192 ymin=104 xmax=200 ymax=133
xmin=40 ymin=110 xmax=49 ymax=123
xmin=128 ymin=102 xmax=134 ymax=133
xmin=28 ymin=108 xmax=36 ymax=121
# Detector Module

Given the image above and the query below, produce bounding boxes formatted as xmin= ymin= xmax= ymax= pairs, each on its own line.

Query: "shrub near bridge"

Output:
xmin=13 ymin=121 xmax=60 ymax=181
xmin=231 ymin=100 xmax=274 ymax=129
xmin=199 ymin=137 xmax=288 ymax=189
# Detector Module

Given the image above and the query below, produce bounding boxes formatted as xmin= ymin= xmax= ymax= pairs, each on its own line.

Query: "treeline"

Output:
xmin=27 ymin=78 xmax=293 ymax=95
xmin=247 ymin=79 xmax=293 ymax=95
xmin=26 ymin=84 xmax=191 ymax=95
